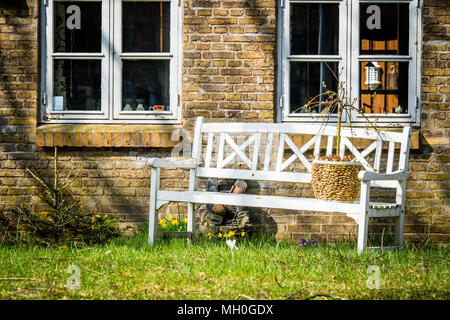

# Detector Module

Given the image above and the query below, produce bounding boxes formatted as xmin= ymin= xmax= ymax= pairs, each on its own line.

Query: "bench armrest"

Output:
xmin=148 ymin=158 xmax=197 ymax=169
xmin=358 ymin=170 xmax=405 ymax=181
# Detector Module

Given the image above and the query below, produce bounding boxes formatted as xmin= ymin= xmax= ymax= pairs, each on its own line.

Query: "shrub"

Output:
xmin=0 ymin=147 xmax=126 ymax=246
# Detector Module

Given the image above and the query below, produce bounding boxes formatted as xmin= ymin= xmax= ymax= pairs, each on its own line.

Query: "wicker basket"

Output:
xmin=311 ymin=160 xmax=362 ymax=201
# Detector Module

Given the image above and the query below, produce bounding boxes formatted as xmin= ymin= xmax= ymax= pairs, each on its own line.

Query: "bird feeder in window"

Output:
xmin=364 ymin=62 xmax=382 ymax=90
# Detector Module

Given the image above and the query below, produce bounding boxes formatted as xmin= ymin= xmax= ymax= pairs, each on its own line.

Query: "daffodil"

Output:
xmin=161 ymin=222 xmax=168 ymax=229
xmin=241 ymin=232 xmax=246 ymax=237
xmin=159 ymin=219 xmax=165 ymax=225
xmin=228 ymin=231 xmax=235 ymax=237
xmin=183 ymin=217 xmax=188 ymax=224
xmin=171 ymin=219 xmax=179 ymax=225
xmin=207 ymin=232 xmax=212 ymax=237
xmin=218 ymin=233 xmax=223 ymax=238
xmin=167 ymin=215 xmax=174 ymax=221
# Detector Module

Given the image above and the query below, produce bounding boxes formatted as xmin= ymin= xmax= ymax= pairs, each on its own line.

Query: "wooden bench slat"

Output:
xmin=157 ymin=190 xmax=361 ymax=214
xmin=201 ymin=123 xmax=405 ymax=142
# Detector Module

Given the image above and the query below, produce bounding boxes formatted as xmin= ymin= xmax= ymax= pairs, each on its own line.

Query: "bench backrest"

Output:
xmin=191 ymin=117 xmax=411 ymax=186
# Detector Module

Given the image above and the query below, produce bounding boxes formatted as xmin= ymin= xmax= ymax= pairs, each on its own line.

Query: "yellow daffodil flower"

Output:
xmin=184 ymin=217 xmax=188 ymax=224
xmin=228 ymin=231 xmax=235 ymax=237
xmin=168 ymin=215 xmax=174 ymax=221
xmin=207 ymin=232 xmax=212 ymax=237
xmin=218 ymin=233 xmax=223 ymax=238
xmin=241 ymin=232 xmax=246 ymax=237
xmin=171 ymin=219 xmax=179 ymax=225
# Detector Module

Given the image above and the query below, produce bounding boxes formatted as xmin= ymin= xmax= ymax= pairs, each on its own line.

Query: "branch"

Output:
xmin=59 ymin=164 xmax=82 ymax=191
xmin=25 ymin=167 xmax=54 ymax=192
xmin=235 ymin=294 xmax=256 ymax=300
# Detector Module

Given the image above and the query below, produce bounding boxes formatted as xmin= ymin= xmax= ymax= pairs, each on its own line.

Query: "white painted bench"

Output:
xmin=148 ymin=117 xmax=412 ymax=253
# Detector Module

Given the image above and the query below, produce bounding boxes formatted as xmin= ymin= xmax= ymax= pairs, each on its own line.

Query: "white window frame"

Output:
xmin=40 ymin=0 xmax=182 ymax=124
xmin=277 ymin=0 xmax=422 ymax=127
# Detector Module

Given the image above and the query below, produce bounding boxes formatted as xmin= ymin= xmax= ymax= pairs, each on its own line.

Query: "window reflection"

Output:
xmin=122 ymin=1 xmax=170 ymax=53
xmin=53 ymin=59 xmax=101 ymax=111
xmin=54 ymin=2 xmax=102 ymax=53
xmin=122 ymin=60 xmax=170 ymax=111
xmin=290 ymin=4 xmax=339 ymax=56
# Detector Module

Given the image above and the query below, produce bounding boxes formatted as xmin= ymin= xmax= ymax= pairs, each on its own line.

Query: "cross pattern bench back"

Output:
xmin=148 ymin=117 xmax=412 ymax=253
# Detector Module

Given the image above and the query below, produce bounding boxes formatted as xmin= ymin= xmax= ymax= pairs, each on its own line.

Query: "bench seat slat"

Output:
xmin=157 ymin=190 xmax=361 ymax=214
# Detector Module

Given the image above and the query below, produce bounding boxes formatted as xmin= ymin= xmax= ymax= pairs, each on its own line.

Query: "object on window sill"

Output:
xmin=153 ymin=105 xmax=165 ymax=111
xmin=394 ymin=105 xmax=403 ymax=114
xmin=136 ymin=99 xmax=145 ymax=111
xmin=53 ymin=96 xmax=64 ymax=111
xmin=123 ymin=98 xmax=133 ymax=111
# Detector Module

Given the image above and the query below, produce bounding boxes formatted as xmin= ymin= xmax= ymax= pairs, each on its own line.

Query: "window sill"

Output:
xmin=36 ymin=124 xmax=182 ymax=148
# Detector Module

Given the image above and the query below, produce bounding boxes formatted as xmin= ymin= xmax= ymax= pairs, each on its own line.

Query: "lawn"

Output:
xmin=0 ymin=229 xmax=448 ymax=300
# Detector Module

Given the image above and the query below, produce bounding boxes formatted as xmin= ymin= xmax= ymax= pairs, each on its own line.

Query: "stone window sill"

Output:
xmin=36 ymin=124 xmax=182 ymax=148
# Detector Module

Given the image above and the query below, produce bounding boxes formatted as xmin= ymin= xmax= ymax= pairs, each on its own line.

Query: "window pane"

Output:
xmin=359 ymin=61 xmax=408 ymax=114
xmin=53 ymin=59 xmax=101 ymax=111
xmin=123 ymin=1 xmax=170 ymax=53
xmin=360 ymin=3 xmax=409 ymax=55
xmin=290 ymin=4 xmax=339 ymax=55
xmin=54 ymin=2 xmax=101 ymax=53
xmin=122 ymin=60 xmax=170 ymax=111
xmin=289 ymin=62 xmax=339 ymax=113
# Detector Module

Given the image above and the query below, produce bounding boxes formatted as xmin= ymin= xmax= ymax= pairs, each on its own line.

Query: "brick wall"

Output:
xmin=0 ymin=0 xmax=448 ymax=244
xmin=407 ymin=0 xmax=449 ymax=242
xmin=182 ymin=0 xmax=276 ymax=129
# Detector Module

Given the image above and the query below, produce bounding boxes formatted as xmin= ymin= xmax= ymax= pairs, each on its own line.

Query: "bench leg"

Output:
xmin=394 ymin=180 xmax=406 ymax=249
xmin=187 ymin=202 xmax=196 ymax=241
xmin=148 ymin=167 xmax=160 ymax=245
xmin=358 ymin=181 xmax=370 ymax=254
xmin=357 ymin=212 xmax=369 ymax=254
xmin=394 ymin=211 xmax=404 ymax=248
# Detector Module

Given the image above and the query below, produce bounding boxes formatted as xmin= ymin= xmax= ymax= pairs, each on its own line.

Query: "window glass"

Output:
xmin=54 ymin=1 xmax=102 ymax=53
xmin=359 ymin=3 xmax=409 ymax=55
xmin=53 ymin=59 xmax=101 ymax=111
xmin=122 ymin=1 xmax=170 ymax=53
xmin=359 ymin=61 xmax=409 ymax=114
xmin=122 ymin=60 xmax=170 ymax=111
xmin=289 ymin=62 xmax=339 ymax=113
xmin=290 ymin=3 xmax=339 ymax=55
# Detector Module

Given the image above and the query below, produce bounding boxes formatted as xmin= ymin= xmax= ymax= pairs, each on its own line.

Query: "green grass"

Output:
xmin=0 ymin=229 xmax=448 ymax=300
